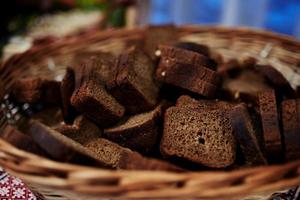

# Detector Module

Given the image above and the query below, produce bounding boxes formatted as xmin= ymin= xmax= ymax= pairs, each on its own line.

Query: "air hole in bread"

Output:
xmin=198 ymin=137 xmax=205 ymax=145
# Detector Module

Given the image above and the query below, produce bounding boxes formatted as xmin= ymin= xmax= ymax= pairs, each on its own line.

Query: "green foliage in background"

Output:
xmin=75 ymin=0 xmax=109 ymax=10
xmin=75 ymin=0 xmax=125 ymax=27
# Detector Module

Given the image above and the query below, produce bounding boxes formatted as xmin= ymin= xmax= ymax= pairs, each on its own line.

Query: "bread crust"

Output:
xmin=281 ymin=99 xmax=300 ymax=161
xmin=258 ymin=90 xmax=283 ymax=162
xmin=229 ymin=104 xmax=267 ymax=165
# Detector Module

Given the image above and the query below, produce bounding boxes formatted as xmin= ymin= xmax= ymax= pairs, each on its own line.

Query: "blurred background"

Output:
xmin=1 ymin=0 xmax=300 ymax=59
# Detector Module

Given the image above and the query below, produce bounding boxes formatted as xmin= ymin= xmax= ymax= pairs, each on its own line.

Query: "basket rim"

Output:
xmin=2 ymin=24 xmax=300 ymax=66
xmin=1 ymin=25 xmax=300 ymax=198
xmin=0 ymin=138 xmax=299 ymax=198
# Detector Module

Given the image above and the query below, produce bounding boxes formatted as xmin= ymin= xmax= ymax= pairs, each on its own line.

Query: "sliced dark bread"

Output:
xmin=229 ymin=104 xmax=267 ymax=165
xmin=281 ymin=99 xmax=300 ymax=161
xmin=156 ymin=45 xmax=220 ymax=98
xmin=12 ymin=77 xmax=61 ymax=105
xmin=104 ymin=104 xmax=162 ymax=153
xmin=84 ymin=138 xmax=182 ymax=171
xmin=157 ymin=45 xmax=219 ymax=81
xmin=107 ymin=47 xmax=159 ymax=114
xmin=55 ymin=116 xmax=102 ymax=144
xmin=176 ymin=95 xmax=234 ymax=110
xmin=61 ymin=67 xmax=78 ymax=124
xmin=160 ymin=106 xmax=236 ymax=168
xmin=117 ymin=151 xmax=183 ymax=171
xmin=81 ymin=52 xmax=117 ymax=85
xmin=175 ymin=42 xmax=217 ymax=70
xmin=258 ymin=90 xmax=283 ymax=162
xmin=254 ymin=64 xmax=295 ymax=97
xmin=1 ymin=125 xmax=46 ymax=155
xmin=71 ymin=60 xmax=125 ymax=127
xmin=175 ymin=42 xmax=210 ymax=57
xmin=27 ymin=120 xmax=109 ymax=167
xmin=144 ymin=25 xmax=177 ymax=60
xmin=157 ymin=62 xmax=218 ymax=98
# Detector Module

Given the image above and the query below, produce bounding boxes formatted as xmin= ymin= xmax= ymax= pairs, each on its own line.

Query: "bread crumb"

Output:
xmin=155 ymin=50 xmax=161 ymax=57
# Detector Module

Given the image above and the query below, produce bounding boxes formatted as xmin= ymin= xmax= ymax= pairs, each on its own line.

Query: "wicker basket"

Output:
xmin=0 ymin=26 xmax=300 ymax=200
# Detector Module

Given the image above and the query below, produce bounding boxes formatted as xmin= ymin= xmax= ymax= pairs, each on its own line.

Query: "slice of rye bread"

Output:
xmin=103 ymin=104 xmax=162 ymax=153
xmin=174 ymin=42 xmax=217 ymax=70
xmin=1 ymin=125 xmax=46 ymax=156
xmin=160 ymin=106 xmax=236 ymax=168
xmin=12 ymin=77 xmax=61 ymax=105
xmin=107 ymin=47 xmax=159 ymax=114
xmin=157 ymin=45 xmax=219 ymax=83
xmin=80 ymin=52 xmax=117 ymax=85
xmin=144 ymin=25 xmax=177 ymax=60
xmin=157 ymin=62 xmax=218 ymax=98
xmin=258 ymin=90 xmax=283 ymax=162
xmin=84 ymin=138 xmax=183 ymax=171
xmin=281 ymin=99 xmax=300 ymax=161
xmin=229 ymin=104 xmax=267 ymax=165
xmin=61 ymin=67 xmax=78 ymax=124
xmin=254 ymin=64 xmax=295 ymax=97
xmin=176 ymin=95 xmax=234 ymax=110
xmin=71 ymin=60 xmax=125 ymax=127
xmin=156 ymin=46 xmax=220 ymax=98
xmin=27 ymin=120 xmax=110 ymax=167
xmin=55 ymin=116 xmax=102 ymax=144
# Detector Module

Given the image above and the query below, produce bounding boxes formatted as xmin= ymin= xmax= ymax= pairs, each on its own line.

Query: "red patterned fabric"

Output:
xmin=0 ymin=170 xmax=39 ymax=200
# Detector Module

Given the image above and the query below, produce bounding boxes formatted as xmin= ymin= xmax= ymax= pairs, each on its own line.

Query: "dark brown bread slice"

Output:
xmin=61 ymin=67 xmax=78 ymax=124
xmin=157 ymin=62 xmax=218 ymax=98
xmin=104 ymin=104 xmax=162 ymax=153
xmin=156 ymin=46 xmax=220 ymax=98
xmin=175 ymin=42 xmax=210 ymax=57
xmin=80 ymin=52 xmax=117 ymax=85
xmin=71 ymin=60 xmax=125 ymax=127
xmin=55 ymin=116 xmax=102 ymax=144
xmin=12 ymin=77 xmax=61 ymax=104
xmin=176 ymin=95 xmax=234 ymax=110
xmin=160 ymin=106 xmax=236 ymax=168
xmin=175 ymin=42 xmax=217 ymax=70
xmin=27 ymin=120 xmax=109 ymax=167
xmin=229 ymin=104 xmax=267 ymax=165
xmin=1 ymin=125 xmax=46 ymax=155
xmin=144 ymin=25 xmax=177 ymax=60
xmin=258 ymin=90 xmax=283 ymax=162
xmin=117 ymin=151 xmax=183 ymax=171
xmin=254 ymin=64 xmax=295 ymax=97
xmin=281 ymin=99 xmax=300 ymax=161
xmin=32 ymin=107 xmax=63 ymax=127
xmin=84 ymin=138 xmax=182 ymax=171
xmin=107 ymin=47 xmax=159 ymax=114
xmin=157 ymin=45 xmax=219 ymax=82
